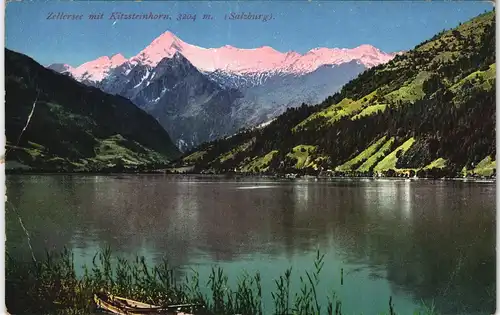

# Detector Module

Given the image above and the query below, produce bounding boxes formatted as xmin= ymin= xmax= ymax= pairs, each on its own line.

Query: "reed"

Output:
xmin=5 ymin=248 xmax=440 ymax=315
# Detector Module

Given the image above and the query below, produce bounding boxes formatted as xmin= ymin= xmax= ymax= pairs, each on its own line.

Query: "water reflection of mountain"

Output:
xmin=351 ymin=180 xmax=495 ymax=314
xmin=6 ymin=175 xmax=495 ymax=314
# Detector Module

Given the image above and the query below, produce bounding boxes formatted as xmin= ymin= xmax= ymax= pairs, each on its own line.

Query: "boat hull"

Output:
xmin=94 ymin=293 xmax=164 ymax=314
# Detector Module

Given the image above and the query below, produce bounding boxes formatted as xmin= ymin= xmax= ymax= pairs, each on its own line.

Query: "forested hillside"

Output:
xmin=5 ymin=49 xmax=180 ymax=172
xmin=177 ymin=11 xmax=496 ymax=178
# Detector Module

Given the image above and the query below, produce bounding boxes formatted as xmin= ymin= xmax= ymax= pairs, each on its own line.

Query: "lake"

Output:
xmin=5 ymin=175 xmax=496 ymax=315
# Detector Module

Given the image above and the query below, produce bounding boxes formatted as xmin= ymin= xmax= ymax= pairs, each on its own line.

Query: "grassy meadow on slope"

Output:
xmin=177 ymin=10 xmax=496 ymax=178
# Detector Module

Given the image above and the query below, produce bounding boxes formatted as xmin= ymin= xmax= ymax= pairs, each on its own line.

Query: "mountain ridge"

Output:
xmin=48 ymin=30 xmax=397 ymax=85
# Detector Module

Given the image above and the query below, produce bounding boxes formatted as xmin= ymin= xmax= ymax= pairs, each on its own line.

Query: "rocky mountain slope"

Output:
xmin=230 ymin=61 xmax=368 ymax=127
xmin=6 ymin=48 xmax=180 ymax=172
xmin=48 ymin=32 xmax=397 ymax=150
xmin=177 ymin=11 xmax=496 ymax=178
xmin=98 ymin=52 xmax=243 ymax=151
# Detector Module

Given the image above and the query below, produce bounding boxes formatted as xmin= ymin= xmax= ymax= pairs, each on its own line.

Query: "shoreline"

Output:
xmin=5 ymin=171 xmax=496 ymax=183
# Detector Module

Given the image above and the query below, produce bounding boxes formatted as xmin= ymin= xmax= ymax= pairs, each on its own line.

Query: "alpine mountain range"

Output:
xmin=48 ymin=31 xmax=399 ymax=151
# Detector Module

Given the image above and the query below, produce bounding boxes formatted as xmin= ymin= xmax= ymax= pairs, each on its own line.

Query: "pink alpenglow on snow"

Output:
xmin=71 ymin=53 xmax=127 ymax=82
xmin=129 ymin=31 xmax=289 ymax=73
xmin=67 ymin=31 xmax=398 ymax=83
xmin=292 ymin=44 xmax=397 ymax=71
xmin=131 ymin=31 xmax=396 ymax=73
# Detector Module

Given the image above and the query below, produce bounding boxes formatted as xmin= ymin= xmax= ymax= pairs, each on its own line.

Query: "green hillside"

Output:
xmin=5 ymin=49 xmax=180 ymax=172
xmin=177 ymin=11 xmax=496 ymax=178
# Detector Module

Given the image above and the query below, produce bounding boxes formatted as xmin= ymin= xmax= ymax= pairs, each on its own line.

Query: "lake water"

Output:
xmin=5 ymin=175 xmax=496 ymax=315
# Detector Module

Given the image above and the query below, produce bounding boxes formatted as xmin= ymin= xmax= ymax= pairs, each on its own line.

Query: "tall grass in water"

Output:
xmin=6 ymin=247 xmax=181 ymax=315
xmin=5 ymin=248 xmax=440 ymax=315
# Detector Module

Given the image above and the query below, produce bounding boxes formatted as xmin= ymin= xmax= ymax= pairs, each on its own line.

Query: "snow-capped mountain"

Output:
xmin=48 ymin=31 xmax=397 ymax=150
xmin=131 ymin=31 xmax=394 ymax=73
xmin=58 ymin=31 xmax=396 ymax=87
xmin=73 ymin=54 xmax=127 ymax=84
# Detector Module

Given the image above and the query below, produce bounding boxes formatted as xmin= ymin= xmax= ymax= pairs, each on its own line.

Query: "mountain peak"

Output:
xmin=133 ymin=30 xmax=188 ymax=65
xmin=259 ymin=45 xmax=278 ymax=52
xmin=87 ymin=54 xmax=127 ymax=67
xmin=69 ymin=53 xmax=127 ymax=82
xmin=110 ymin=53 xmax=127 ymax=65
xmin=152 ymin=31 xmax=182 ymax=46
xmin=353 ymin=44 xmax=382 ymax=54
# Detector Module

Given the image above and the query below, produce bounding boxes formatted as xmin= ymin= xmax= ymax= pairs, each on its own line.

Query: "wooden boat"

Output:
xmin=94 ymin=292 xmax=165 ymax=314
xmin=94 ymin=292 xmax=198 ymax=315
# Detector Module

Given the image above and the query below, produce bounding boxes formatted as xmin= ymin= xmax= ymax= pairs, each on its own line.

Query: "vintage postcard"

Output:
xmin=4 ymin=1 xmax=496 ymax=314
